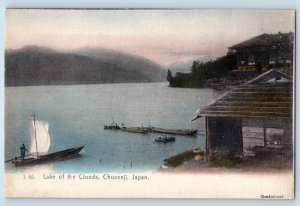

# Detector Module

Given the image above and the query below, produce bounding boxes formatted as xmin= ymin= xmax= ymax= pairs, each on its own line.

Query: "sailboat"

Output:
xmin=12 ymin=115 xmax=84 ymax=167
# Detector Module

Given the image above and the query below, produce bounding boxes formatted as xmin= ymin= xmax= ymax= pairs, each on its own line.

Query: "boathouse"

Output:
xmin=192 ymin=69 xmax=293 ymax=157
xmin=228 ymin=32 xmax=294 ymax=78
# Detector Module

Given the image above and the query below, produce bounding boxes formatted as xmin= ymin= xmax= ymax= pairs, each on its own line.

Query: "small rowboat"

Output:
xmin=155 ymin=136 xmax=176 ymax=143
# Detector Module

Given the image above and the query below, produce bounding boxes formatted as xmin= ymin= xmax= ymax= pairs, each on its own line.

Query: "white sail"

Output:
xmin=29 ymin=120 xmax=51 ymax=155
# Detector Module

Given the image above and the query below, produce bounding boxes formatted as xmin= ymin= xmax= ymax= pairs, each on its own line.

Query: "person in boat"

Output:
xmin=20 ymin=144 xmax=28 ymax=160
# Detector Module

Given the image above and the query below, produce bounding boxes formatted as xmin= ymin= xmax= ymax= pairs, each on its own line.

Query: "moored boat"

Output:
xmin=121 ymin=127 xmax=147 ymax=134
xmin=155 ymin=135 xmax=176 ymax=143
xmin=140 ymin=126 xmax=153 ymax=133
xmin=152 ymin=127 xmax=198 ymax=135
xmin=104 ymin=123 xmax=121 ymax=130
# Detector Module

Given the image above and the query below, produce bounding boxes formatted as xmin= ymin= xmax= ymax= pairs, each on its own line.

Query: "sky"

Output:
xmin=5 ymin=9 xmax=295 ymax=65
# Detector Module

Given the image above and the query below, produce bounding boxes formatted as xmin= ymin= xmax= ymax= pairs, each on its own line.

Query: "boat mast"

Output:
xmin=33 ymin=114 xmax=38 ymax=157
xmin=110 ymin=111 xmax=114 ymax=124
xmin=148 ymin=110 xmax=151 ymax=127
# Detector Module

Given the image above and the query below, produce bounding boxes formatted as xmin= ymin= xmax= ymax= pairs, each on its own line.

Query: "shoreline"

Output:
xmin=158 ymin=150 xmax=293 ymax=175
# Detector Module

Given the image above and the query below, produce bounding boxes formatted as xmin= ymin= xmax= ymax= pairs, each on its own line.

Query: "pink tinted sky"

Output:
xmin=5 ymin=9 xmax=295 ymax=65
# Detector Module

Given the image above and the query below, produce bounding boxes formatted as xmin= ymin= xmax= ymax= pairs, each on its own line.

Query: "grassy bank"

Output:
xmin=164 ymin=148 xmax=205 ymax=167
xmin=164 ymin=150 xmax=242 ymax=169
xmin=209 ymin=154 xmax=242 ymax=168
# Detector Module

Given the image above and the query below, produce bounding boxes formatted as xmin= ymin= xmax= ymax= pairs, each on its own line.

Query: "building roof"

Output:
xmin=229 ymin=32 xmax=294 ymax=49
xmin=192 ymin=69 xmax=293 ymax=120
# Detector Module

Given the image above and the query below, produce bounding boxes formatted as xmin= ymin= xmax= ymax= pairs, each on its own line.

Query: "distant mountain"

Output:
xmin=73 ymin=47 xmax=164 ymax=81
xmin=164 ymin=56 xmax=216 ymax=74
xmin=5 ymin=46 xmax=164 ymax=86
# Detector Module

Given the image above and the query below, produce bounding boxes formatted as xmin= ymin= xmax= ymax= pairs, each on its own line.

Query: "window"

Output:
xmin=285 ymin=60 xmax=292 ymax=64
xmin=242 ymin=127 xmax=285 ymax=155
xmin=266 ymin=128 xmax=284 ymax=146
xmin=269 ymin=60 xmax=276 ymax=64
xmin=248 ymin=55 xmax=255 ymax=66
xmin=242 ymin=127 xmax=264 ymax=156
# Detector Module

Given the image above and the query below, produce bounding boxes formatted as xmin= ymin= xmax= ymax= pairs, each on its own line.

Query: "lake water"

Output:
xmin=5 ymin=82 xmax=219 ymax=173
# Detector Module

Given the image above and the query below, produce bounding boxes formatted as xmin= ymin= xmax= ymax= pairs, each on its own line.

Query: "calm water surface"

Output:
xmin=5 ymin=82 xmax=219 ymax=173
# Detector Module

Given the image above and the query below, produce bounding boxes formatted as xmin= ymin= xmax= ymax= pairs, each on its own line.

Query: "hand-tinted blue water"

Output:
xmin=5 ymin=82 xmax=219 ymax=173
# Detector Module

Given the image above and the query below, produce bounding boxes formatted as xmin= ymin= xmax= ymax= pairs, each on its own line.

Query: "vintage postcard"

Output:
xmin=4 ymin=9 xmax=295 ymax=198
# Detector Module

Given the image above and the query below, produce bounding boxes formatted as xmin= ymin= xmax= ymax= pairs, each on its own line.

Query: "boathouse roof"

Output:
xmin=192 ymin=69 xmax=293 ymax=120
xmin=229 ymin=32 xmax=294 ymax=49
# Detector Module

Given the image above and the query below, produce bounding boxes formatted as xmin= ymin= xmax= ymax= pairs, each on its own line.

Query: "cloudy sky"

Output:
xmin=6 ymin=9 xmax=295 ymax=65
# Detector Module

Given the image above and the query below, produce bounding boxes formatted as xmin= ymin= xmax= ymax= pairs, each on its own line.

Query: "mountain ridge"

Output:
xmin=5 ymin=46 xmax=164 ymax=86
xmin=73 ymin=47 xmax=163 ymax=81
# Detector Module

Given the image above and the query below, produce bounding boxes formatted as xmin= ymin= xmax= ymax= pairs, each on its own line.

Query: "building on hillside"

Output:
xmin=192 ymin=69 xmax=293 ymax=158
xmin=228 ymin=32 xmax=294 ymax=78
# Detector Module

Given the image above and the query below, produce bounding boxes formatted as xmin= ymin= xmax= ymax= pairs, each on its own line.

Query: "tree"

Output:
xmin=167 ymin=53 xmax=237 ymax=88
xmin=166 ymin=69 xmax=173 ymax=82
xmin=191 ymin=60 xmax=199 ymax=73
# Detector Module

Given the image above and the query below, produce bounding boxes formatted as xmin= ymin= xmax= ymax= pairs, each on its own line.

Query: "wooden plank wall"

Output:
xmin=241 ymin=117 xmax=292 ymax=156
